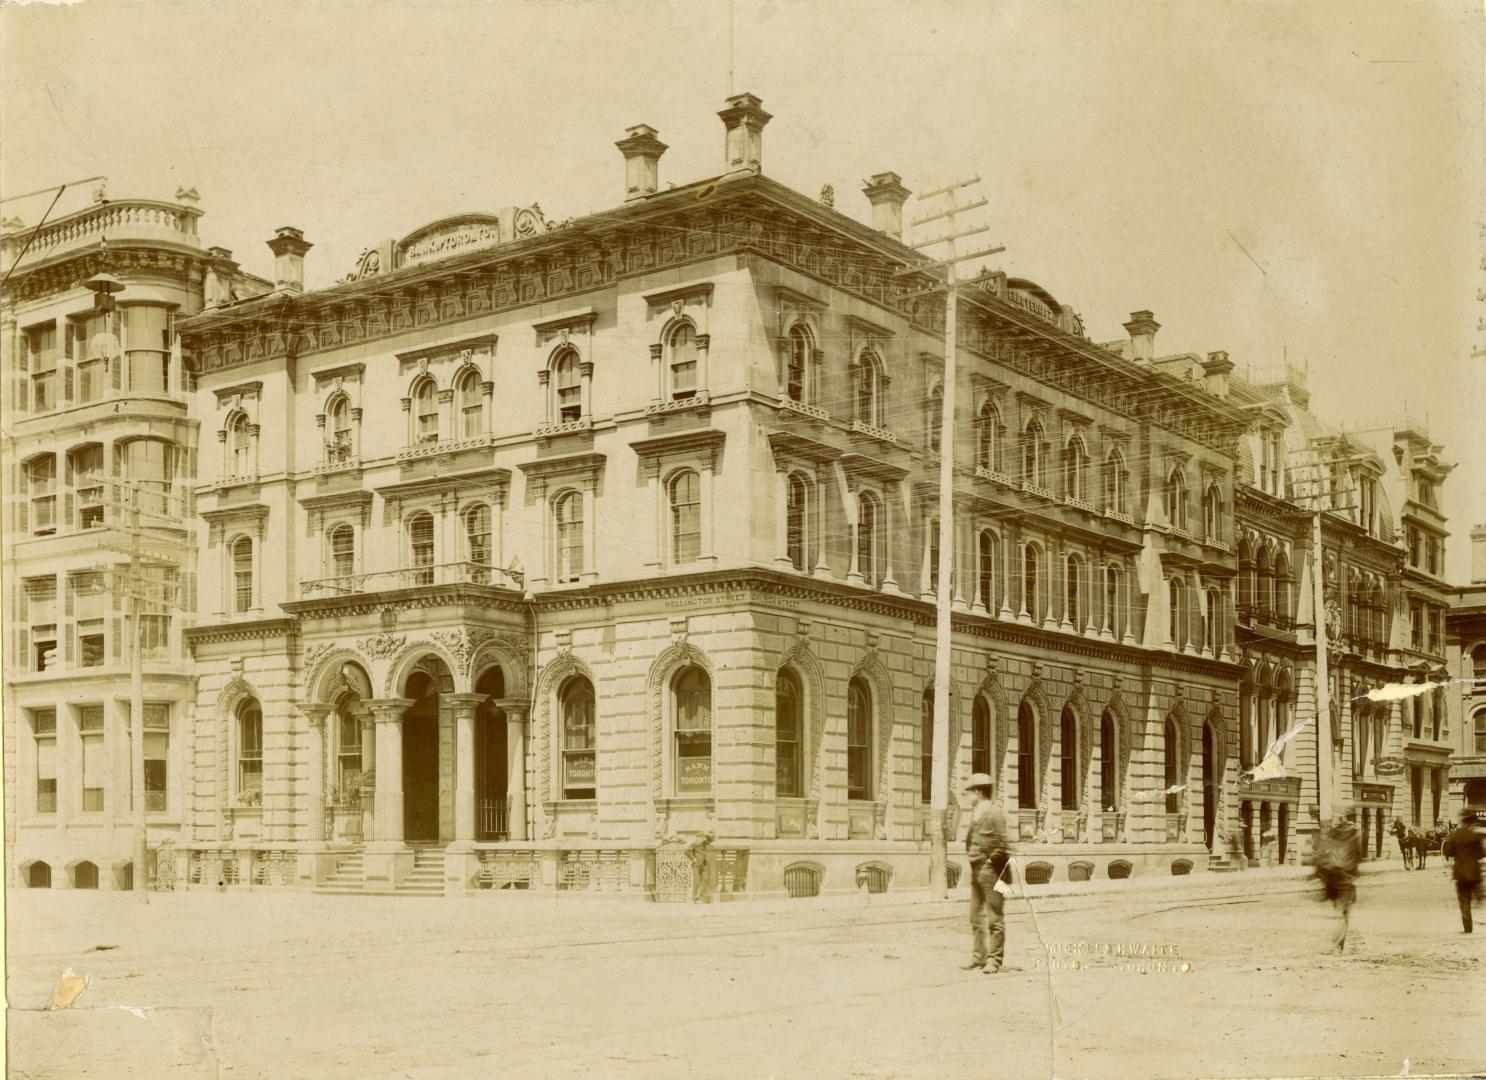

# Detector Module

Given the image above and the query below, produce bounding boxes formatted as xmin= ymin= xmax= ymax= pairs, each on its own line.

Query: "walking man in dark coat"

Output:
xmin=961 ymin=772 xmax=1012 ymax=973
xmin=1314 ymin=812 xmax=1362 ymax=953
xmin=1441 ymin=809 xmax=1484 ymax=934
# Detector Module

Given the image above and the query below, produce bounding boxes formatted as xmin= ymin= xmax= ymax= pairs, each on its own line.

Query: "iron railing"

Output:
xmin=300 ymin=560 xmax=523 ymax=598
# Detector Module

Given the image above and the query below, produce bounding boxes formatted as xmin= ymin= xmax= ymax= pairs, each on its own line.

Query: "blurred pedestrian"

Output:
xmin=1441 ymin=810 xmax=1484 ymax=934
xmin=961 ymin=772 xmax=1012 ymax=974
xmin=1313 ymin=812 xmax=1361 ymax=953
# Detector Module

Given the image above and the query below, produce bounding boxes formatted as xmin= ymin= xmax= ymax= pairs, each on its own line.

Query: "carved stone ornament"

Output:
xmin=431 ymin=627 xmax=495 ymax=679
xmin=357 ymin=633 xmax=406 ymax=661
xmin=301 ymin=642 xmax=337 ymax=687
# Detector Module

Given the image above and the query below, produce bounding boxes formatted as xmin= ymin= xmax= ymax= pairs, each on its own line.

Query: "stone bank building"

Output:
xmin=172 ymin=95 xmax=1258 ymax=899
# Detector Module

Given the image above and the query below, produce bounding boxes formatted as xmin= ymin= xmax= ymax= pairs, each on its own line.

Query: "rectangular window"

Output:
xmin=140 ymin=613 xmax=170 ymax=660
xmin=562 ymin=693 xmax=596 ymax=800
xmin=70 ymin=446 xmax=105 ymax=527
xmin=674 ymin=682 xmax=712 ymax=794
xmin=33 ymin=708 xmax=57 ymax=813
xmin=80 ymin=704 xmax=105 ymax=812
xmin=28 ymin=322 xmax=58 ymax=411
xmin=27 ymin=457 xmax=57 ymax=534
xmin=123 ymin=305 xmax=170 ymax=393
xmin=239 ymin=717 xmax=263 ymax=798
xmin=143 ymin=704 xmax=169 ymax=811
xmin=1410 ymin=601 xmax=1423 ymax=649
xmin=846 ymin=687 xmax=870 ymax=801
xmin=338 ymin=712 xmax=363 ymax=792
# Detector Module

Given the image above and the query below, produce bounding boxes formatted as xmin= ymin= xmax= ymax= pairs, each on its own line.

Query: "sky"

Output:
xmin=3 ymin=0 xmax=1482 ymax=578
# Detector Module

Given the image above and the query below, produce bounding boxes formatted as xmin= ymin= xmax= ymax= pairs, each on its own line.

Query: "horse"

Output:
xmin=1391 ymin=819 xmax=1435 ymax=869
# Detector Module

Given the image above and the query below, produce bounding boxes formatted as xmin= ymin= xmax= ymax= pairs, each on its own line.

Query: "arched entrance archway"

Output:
xmin=1201 ymin=722 xmax=1217 ymax=850
xmin=403 ymin=660 xmax=452 ymax=842
xmin=474 ymin=665 xmax=508 ymax=840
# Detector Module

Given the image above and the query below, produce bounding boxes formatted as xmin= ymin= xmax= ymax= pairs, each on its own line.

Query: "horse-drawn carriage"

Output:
xmin=1390 ymin=819 xmax=1447 ymax=869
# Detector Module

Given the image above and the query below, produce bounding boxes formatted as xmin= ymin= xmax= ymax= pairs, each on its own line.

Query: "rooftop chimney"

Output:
xmin=1123 ymin=310 xmax=1160 ymax=364
xmin=1202 ymin=350 xmax=1233 ymax=398
xmin=862 ymin=172 xmax=911 ymax=240
xmin=1472 ymin=523 xmax=1486 ymax=583
xmin=267 ymin=226 xmax=311 ymax=293
xmin=718 ymin=92 xmax=772 ymax=175
xmin=615 ymin=124 xmax=668 ymax=201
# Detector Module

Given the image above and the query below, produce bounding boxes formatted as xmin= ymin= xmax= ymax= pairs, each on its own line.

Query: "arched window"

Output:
xmin=785 ymin=324 xmax=810 ymax=403
xmin=407 ymin=512 xmax=435 ymax=586
xmin=330 ymin=524 xmax=354 ymax=580
xmin=1104 ymin=564 xmax=1123 ymax=638
xmin=786 ymin=473 xmax=810 ymax=571
xmin=776 ymin=668 xmax=803 ymax=798
xmin=668 ymin=322 xmax=698 ymax=400
xmin=972 ymin=696 xmax=992 ymax=776
xmin=1103 ymin=449 xmax=1126 ymax=515
xmin=1169 ymin=577 xmax=1186 ymax=648
xmin=458 ymin=369 xmax=483 ymax=437
xmin=1237 ymin=539 xmax=1254 ymax=610
xmin=464 ymin=504 xmax=492 ymax=582
xmin=1059 ymin=706 xmax=1079 ymax=810
xmin=977 ymin=401 xmax=1000 ymax=472
xmin=554 ymin=491 xmax=584 ymax=583
xmin=927 ymin=515 xmax=940 ymax=593
xmin=237 ymin=699 xmax=263 ymax=802
xmin=1163 ymin=718 xmax=1180 ymax=814
xmin=1203 ymin=484 xmax=1222 ymax=541
xmin=229 ymin=413 xmax=251 ymax=477
xmin=231 ymin=535 xmax=254 ymax=613
xmin=1099 ymin=709 xmax=1117 ymax=811
xmin=553 ymin=348 xmax=582 ymax=422
xmin=1205 ymin=588 xmax=1221 ymax=653
xmin=413 ymin=378 xmax=438 ymax=444
xmin=1275 ymin=552 xmax=1292 ymax=621
xmin=1022 ymin=420 xmax=1044 ymax=488
xmin=1473 ymin=707 xmax=1486 ymax=754
xmin=920 ymin=688 xmax=935 ymax=802
xmin=1017 ymin=700 xmax=1037 ymax=809
xmin=1166 ymin=467 xmax=1187 ymax=530
xmin=1064 ymin=554 xmax=1082 ymax=630
xmin=857 ymin=492 xmax=879 ymax=586
xmin=1024 ymin=543 xmax=1041 ymax=620
xmin=326 ymin=396 xmax=352 ymax=463
xmin=1063 ymin=436 xmax=1087 ymax=501
xmin=856 ymin=348 xmax=883 ymax=426
xmin=673 ymin=666 xmax=712 ymax=794
xmin=669 ymin=469 xmax=701 ymax=565
xmin=336 ymin=695 xmax=364 ymax=795
xmin=1353 ymin=703 xmax=1368 ymax=780
xmin=1254 ymin=547 xmax=1274 ymax=617
xmin=927 ymin=384 xmax=943 ymax=455
xmin=846 ymin=678 xmax=872 ymax=800
xmin=977 ymin=530 xmax=996 ymax=611
xmin=559 ymin=676 xmax=596 ymax=799
xmin=1473 ymin=645 xmax=1486 ymax=685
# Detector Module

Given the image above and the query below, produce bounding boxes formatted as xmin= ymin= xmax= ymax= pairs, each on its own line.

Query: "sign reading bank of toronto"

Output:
xmin=398 ymin=214 xmax=505 ymax=267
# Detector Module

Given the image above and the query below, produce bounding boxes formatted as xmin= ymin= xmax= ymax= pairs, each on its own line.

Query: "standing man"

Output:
xmin=1441 ymin=809 xmax=1484 ymax=934
xmin=1313 ymin=811 xmax=1362 ymax=954
xmin=961 ymin=772 xmax=1012 ymax=974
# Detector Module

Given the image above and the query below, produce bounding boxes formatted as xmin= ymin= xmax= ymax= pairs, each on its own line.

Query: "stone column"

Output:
xmin=773 ymin=465 xmax=793 ymax=569
xmin=503 ymin=701 xmax=531 ymax=841
xmin=846 ymin=488 xmax=863 ymax=585
xmin=700 ymin=451 xmax=716 ymax=562
xmin=357 ymin=708 xmax=375 ymax=841
xmin=366 ymin=698 xmax=413 ymax=846
xmin=298 ymin=704 xmax=331 ymax=846
xmin=445 ymin=693 xmax=486 ymax=846
xmin=581 ymin=475 xmax=598 ymax=582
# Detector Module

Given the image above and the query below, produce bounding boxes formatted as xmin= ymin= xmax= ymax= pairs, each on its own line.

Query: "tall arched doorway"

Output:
xmin=403 ymin=659 xmax=452 ymax=842
xmin=1201 ymin=722 xmax=1217 ymax=850
xmin=474 ymin=666 xmax=508 ymax=840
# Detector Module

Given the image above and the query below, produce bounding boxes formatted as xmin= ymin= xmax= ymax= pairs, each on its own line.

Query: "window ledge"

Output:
xmin=397 ymin=434 xmax=493 ymax=462
xmin=535 ymin=417 xmax=594 ymax=438
xmin=646 ymin=392 xmax=711 ymax=416
xmin=974 ymin=466 xmax=1014 ymax=487
xmin=315 ymin=458 xmax=361 ymax=476
xmin=212 ymin=475 xmax=260 ymax=492
xmin=777 ymin=397 xmax=829 ymax=422
xmin=850 ymin=419 xmax=898 ymax=444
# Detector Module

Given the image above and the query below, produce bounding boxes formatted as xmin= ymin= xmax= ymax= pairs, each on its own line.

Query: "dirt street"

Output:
xmin=6 ymin=866 xmax=1483 ymax=1079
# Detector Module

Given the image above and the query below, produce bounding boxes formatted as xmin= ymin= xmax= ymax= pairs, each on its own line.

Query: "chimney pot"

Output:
xmin=1123 ymin=309 xmax=1160 ymax=363
xmin=267 ymin=226 xmax=312 ymax=293
xmin=615 ymin=124 xmax=668 ymax=201
xmin=862 ymin=172 xmax=912 ymax=240
xmin=718 ymin=92 xmax=772 ymax=175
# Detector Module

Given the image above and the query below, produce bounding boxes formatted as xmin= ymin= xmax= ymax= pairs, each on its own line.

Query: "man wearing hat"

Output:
xmin=1441 ymin=809 xmax=1484 ymax=934
xmin=961 ymin=772 xmax=1013 ymax=973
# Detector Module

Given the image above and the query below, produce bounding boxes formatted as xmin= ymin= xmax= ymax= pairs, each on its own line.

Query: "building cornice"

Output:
xmin=184 ymin=617 xmax=298 ymax=649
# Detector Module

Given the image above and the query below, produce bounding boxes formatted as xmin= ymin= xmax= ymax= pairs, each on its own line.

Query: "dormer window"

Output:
xmin=1416 ymin=477 xmax=1437 ymax=510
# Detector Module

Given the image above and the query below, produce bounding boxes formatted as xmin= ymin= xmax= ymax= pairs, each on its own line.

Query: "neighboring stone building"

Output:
xmin=1446 ymin=525 xmax=1486 ymax=819
xmin=169 ymin=94 xmax=1262 ymax=900
xmin=2 ymin=189 xmax=268 ymax=889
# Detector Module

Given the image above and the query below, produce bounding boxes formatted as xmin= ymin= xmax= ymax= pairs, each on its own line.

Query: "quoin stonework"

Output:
xmin=3 ymin=96 xmax=1458 ymax=898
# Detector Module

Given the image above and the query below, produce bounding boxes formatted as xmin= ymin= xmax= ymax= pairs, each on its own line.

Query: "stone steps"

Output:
xmin=315 ymin=847 xmax=446 ymax=897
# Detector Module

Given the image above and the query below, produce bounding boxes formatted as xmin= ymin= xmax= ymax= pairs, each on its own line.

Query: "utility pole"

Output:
xmin=908 ymin=178 xmax=1002 ymax=898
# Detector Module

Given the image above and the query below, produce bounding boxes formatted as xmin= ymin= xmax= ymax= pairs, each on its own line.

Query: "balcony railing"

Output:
xmin=300 ymin=560 xmax=523 ymax=598
xmin=479 ymin=796 xmax=511 ymax=842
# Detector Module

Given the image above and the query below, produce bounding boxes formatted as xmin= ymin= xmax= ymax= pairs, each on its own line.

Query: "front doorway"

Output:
xmin=1201 ymin=722 xmax=1217 ymax=850
xmin=403 ymin=670 xmax=442 ymax=842
xmin=474 ymin=666 xmax=509 ymax=841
